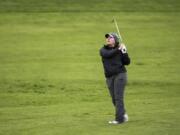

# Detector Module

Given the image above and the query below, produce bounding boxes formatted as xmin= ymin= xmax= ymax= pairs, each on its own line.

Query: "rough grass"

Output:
xmin=0 ymin=0 xmax=179 ymax=12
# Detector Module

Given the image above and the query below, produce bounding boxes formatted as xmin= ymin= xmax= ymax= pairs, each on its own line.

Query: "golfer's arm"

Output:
xmin=100 ymin=48 xmax=118 ymax=58
xmin=122 ymin=53 xmax=130 ymax=65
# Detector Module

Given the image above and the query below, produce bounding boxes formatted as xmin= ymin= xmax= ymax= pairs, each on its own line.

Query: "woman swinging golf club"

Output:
xmin=99 ymin=31 xmax=130 ymax=124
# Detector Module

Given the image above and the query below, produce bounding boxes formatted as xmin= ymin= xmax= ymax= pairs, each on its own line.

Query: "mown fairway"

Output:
xmin=0 ymin=0 xmax=180 ymax=135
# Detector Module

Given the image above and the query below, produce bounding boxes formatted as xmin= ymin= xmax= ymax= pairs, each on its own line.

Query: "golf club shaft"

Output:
xmin=113 ymin=18 xmax=123 ymax=42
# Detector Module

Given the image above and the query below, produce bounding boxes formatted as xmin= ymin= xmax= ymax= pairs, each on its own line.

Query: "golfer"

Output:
xmin=99 ymin=32 xmax=130 ymax=124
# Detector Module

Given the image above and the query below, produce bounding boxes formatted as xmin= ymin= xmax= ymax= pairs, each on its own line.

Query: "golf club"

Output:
xmin=112 ymin=17 xmax=123 ymax=42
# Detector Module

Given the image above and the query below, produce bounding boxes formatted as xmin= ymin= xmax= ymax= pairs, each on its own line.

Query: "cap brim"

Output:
xmin=105 ymin=34 xmax=110 ymax=38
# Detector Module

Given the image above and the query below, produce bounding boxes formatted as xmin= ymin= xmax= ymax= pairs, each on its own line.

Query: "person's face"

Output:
xmin=106 ymin=35 xmax=115 ymax=46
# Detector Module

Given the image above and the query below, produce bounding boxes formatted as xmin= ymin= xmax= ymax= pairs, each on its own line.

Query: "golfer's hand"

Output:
xmin=118 ymin=43 xmax=127 ymax=53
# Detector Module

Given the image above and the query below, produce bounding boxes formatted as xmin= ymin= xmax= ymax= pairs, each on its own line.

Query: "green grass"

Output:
xmin=0 ymin=0 xmax=180 ymax=135
xmin=0 ymin=0 xmax=179 ymax=12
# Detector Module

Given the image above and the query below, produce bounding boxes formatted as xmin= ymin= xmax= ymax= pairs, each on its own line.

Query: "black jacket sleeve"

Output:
xmin=121 ymin=53 xmax=130 ymax=65
xmin=100 ymin=48 xmax=119 ymax=58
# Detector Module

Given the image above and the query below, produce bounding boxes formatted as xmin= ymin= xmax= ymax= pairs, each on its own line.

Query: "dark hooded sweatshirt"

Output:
xmin=100 ymin=45 xmax=130 ymax=78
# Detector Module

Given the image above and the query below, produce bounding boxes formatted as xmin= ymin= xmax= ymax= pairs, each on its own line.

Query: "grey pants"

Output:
xmin=106 ymin=72 xmax=127 ymax=122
